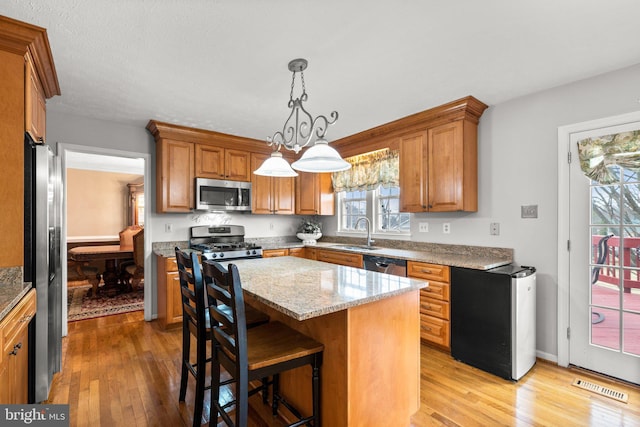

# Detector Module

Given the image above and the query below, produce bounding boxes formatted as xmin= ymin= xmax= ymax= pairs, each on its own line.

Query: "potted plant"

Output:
xmin=296 ymin=219 xmax=322 ymax=245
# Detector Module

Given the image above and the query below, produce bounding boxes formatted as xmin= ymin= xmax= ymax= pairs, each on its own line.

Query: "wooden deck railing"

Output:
xmin=592 ymin=235 xmax=640 ymax=293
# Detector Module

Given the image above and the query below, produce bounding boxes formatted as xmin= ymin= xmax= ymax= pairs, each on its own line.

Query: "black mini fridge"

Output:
xmin=450 ymin=264 xmax=536 ymax=381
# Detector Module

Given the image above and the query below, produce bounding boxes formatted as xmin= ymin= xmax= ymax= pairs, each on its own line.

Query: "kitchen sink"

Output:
xmin=330 ymin=245 xmax=381 ymax=251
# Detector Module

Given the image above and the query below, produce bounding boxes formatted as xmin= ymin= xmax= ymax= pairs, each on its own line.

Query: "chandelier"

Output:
xmin=253 ymin=58 xmax=351 ymax=177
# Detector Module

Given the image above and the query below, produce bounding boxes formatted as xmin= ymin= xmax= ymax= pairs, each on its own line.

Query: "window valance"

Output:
xmin=577 ymin=130 xmax=640 ymax=184
xmin=331 ymin=149 xmax=399 ymax=193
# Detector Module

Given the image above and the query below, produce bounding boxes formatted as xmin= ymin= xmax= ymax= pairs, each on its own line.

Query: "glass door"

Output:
xmin=569 ymin=124 xmax=640 ymax=384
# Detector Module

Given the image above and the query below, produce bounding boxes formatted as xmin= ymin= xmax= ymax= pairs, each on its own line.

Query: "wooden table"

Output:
xmin=230 ymin=257 xmax=428 ymax=427
xmin=68 ymin=245 xmax=133 ymax=296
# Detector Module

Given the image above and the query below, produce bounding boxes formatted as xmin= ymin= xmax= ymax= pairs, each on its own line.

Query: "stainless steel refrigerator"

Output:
xmin=24 ymin=135 xmax=62 ymax=403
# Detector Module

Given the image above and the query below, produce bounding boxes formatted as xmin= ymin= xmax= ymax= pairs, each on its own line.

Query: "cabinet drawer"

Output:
xmin=288 ymin=247 xmax=305 ymax=258
xmin=408 ymin=261 xmax=450 ymax=283
xmin=420 ymin=281 xmax=450 ymax=302
xmin=263 ymin=249 xmax=289 ymax=258
xmin=165 ymin=257 xmax=178 ymax=272
xmin=316 ymin=249 xmax=363 ymax=268
xmin=420 ymin=314 xmax=450 ymax=348
xmin=420 ymin=295 xmax=449 ymax=320
xmin=1 ymin=290 xmax=36 ymax=348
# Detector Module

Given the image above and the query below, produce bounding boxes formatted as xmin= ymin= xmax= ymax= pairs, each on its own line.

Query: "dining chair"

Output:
xmin=175 ymin=248 xmax=269 ymax=427
xmin=120 ymin=227 xmax=144 ymax=290
xmin=202 ymin=260 xmax=324 ymax=427
xmin=118 ymin=225 xmax=142 ymax=251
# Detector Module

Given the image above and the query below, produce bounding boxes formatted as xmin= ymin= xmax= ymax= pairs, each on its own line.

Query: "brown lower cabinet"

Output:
xmin=0 ymin=289 xmax=36 ymax=403
xmin=305 ymin=247 xmax=317 ymax=260
xmin=156 ymin=255 xmax=182 ymax=329
xmin=407 ymin=261 xmax=451 ymax=350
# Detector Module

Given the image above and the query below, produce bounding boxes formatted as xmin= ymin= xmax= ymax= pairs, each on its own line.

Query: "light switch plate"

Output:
xmin=521 ymin=205 xmax=538 ymax=219
xmin=419 ymin=222 xmax=429 ymax=232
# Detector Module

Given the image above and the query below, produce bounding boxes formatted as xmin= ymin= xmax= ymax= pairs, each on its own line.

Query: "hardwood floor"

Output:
xmin=47 ymin=312 xmax=640 ymax=426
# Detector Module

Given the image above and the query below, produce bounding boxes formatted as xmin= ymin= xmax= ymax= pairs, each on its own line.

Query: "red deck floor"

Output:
xmin=591 ymin=283 xmax=640 ymax=355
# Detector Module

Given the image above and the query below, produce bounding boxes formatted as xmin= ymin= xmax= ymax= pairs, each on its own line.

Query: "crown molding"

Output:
xmin=0 ymin=15 xmax=61 ymax=98
xmin=331 ymin=96 xmax=488 ymax=158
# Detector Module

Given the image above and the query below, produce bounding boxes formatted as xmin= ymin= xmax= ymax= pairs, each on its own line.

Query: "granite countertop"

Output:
xmin=0 ymin=267 xmax=32 ymax=323
xmin=230 ymin=257 xmax=427 ymax=321
xmin=152 ymin=238 xmax=512 ymax=270
xmin=308 ymin=243 xmax=511 ymax=270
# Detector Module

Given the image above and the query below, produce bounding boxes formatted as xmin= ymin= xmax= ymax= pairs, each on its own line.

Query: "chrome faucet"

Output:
xmin=355 ymin=217 xmax=375 ymax=248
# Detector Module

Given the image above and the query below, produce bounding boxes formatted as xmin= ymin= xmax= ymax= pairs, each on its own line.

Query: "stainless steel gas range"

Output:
xmin=189 ymin=225 xmax=262 ymax=261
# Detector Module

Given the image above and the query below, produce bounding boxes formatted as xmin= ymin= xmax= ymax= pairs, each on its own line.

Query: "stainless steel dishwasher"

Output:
xmin=363 ymin=255 xmax=407 ymax=276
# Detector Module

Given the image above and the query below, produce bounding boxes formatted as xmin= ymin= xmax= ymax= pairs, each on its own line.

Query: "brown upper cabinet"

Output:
xmin=251 ymin=153 xmax=295 ymax=215
xmin=25 ymin=52 xmax=47 ymax=143
xmin=156 ymin=138 xmax=194 ymax=212
xmin=195 ymin=144 xmax=251 ymax=182
xmin=331 ymin=96 xmax=488 ymax=213
xmin=400 ymin=120 xmax=477 ymax=212
xmin=295 ymin=172 xmax=335 ymax=216
xmin=147 ymin=121 xmax=275 ymax=213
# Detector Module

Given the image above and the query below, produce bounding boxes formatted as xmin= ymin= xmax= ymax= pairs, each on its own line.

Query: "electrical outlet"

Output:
xmin=443 ymin=223 xmax=451 ymax=234
xmin=490 ymin=222 xmax=500 ymax=235
xmin=521 ymin=205 xmax=538 ymax=218
xmin=165 ymin=223 xmax=173 ymax=233
xmin=419 ymin=222 xmax=429 ymax=232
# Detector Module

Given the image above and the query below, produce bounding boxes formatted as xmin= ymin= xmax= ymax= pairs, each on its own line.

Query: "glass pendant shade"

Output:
xmin=253 ymin=151 xmax=298 ymax=177
xmin=291 ymin=139 xmax=351 ymax=173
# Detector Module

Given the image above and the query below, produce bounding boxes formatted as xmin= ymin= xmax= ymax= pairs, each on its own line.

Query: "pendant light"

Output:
xmin=254 ymin=58 xmax=351 ymax=176
xmin=253 ymin=150 xmax=298 ymax=177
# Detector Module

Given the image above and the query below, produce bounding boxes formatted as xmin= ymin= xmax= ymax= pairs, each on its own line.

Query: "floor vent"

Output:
xmin=572 ymin=378 xmax=629 ymax=403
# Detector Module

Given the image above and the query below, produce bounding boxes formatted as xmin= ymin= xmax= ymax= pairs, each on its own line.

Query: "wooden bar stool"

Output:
xmin=175 ymin=248 xmax=269 ymax=427
xmin=202 ymin=260 xmax=324 ymax=427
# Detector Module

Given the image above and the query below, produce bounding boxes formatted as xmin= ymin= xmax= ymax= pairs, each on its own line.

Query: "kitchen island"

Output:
xmin=229 ymin=256 xmax=428 ymax=427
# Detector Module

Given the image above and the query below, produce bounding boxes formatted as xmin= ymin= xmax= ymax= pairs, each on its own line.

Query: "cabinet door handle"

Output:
xmin=424 ymin=304 xmax=431 ymax=309
xmin=421 ymin=269 xmax=432 ymax=274
xmin=9 ymin=342 xmax=22 ymax=356
xmin=423 ymin=326 xmax=432 ymax=331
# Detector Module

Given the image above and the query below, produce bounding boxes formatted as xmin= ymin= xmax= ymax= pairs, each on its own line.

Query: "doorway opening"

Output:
xmin=59 ymin=143 xmax=152 ymax=336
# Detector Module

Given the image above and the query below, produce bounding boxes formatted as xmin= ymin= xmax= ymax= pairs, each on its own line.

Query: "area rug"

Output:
xmin=67 ymin=283 xmax=144 ymax=322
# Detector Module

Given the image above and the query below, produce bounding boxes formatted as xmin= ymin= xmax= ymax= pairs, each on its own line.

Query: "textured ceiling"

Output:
xmin=4 ymin=1 xmax=640 ymax=144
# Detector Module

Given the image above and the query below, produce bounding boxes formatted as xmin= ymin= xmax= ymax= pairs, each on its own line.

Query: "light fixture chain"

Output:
xmin=289 ymin=71 xmax=296 ymax=103
xmin=300 ymin=70 xmax=306 ymax=97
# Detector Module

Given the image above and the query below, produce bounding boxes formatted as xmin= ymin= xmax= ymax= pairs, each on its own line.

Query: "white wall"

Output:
xmin=48 ymin=62 xmax=640 ymax=356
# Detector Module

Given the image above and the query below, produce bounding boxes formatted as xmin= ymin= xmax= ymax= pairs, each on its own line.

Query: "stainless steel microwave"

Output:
xmin=195 ymin=178 xmax=251 ymax=211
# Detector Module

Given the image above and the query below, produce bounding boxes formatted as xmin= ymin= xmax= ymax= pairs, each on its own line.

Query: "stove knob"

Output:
xmin=211 ymin=253 xmax=217 ymax=259
xmin=219 ymin=253 xmax=224 ymax=258
xmin=246 ymin=250 xmax=251 ymax=256
xmin=252 ymin=250 xmax=257 ymax=255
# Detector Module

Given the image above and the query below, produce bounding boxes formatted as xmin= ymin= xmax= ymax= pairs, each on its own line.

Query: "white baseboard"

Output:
xmin=536 ymin=350 xmax=558 ymax=364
